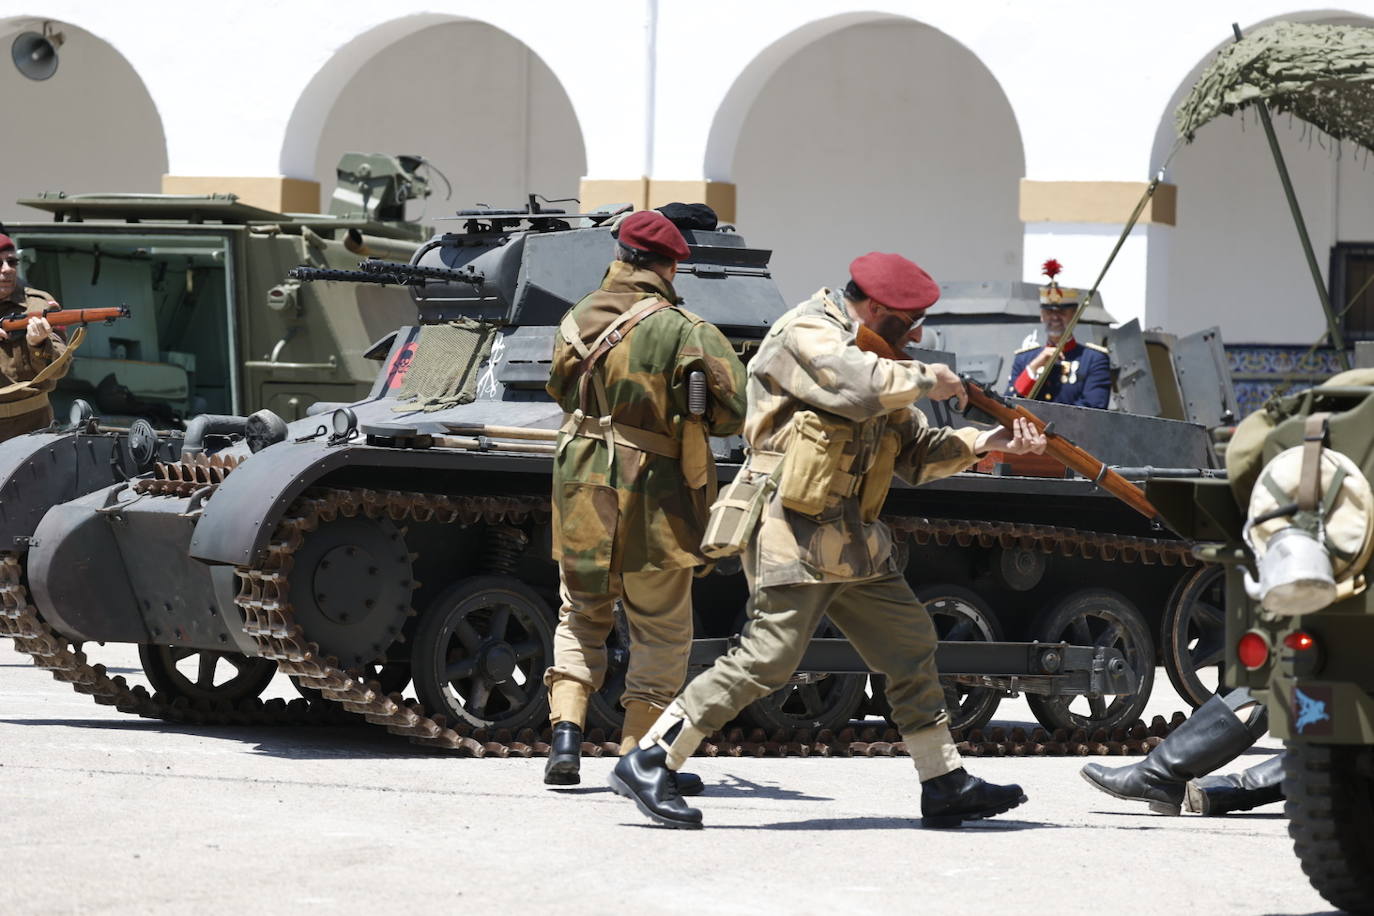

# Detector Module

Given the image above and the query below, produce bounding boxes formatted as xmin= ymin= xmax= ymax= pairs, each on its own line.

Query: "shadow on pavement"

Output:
xmin=698 ymin=773 xmax=832 ymax=801
xmin=662 ymin=816 xmax=1055 ymax=832
xmin=0 ymin=716 xmax=447 ymax=760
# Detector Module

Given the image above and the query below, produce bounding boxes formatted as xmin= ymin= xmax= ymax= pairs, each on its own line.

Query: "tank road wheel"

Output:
xmin=1162 ymin=565 xmax=1228 ymax=709
xmin=1284 ymin=744 xmax=1374 ymax=914
xmin=411 ymin=575 xmax=554 ymax=732
xmin=867 ymin=585 xmax=1005 ymax=730
xmin=286 ymin=515 xmax=416 ymax=669
xmin=1025 ymin=589 xmax=1155 ymax=733
xmin=921 ymin=585 xmax=1005 ymax=732
xmin=138 ymin=645 xmax=277 ymax=704
xmin=736 ymin=618 xmax=867 ymax=732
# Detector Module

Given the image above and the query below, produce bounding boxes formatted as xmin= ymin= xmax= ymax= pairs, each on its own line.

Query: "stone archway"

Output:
xmin=0 ymin=19 xmax=167 ymax=221
xmin=283 ymin=15 xmax=586 ymax=218
xmin=707 ymin=15 xmax=1025 ymax=305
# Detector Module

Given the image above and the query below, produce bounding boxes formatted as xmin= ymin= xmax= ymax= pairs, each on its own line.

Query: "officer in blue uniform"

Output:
xmin=1007 ymin=277 xmax=1111 ymax=408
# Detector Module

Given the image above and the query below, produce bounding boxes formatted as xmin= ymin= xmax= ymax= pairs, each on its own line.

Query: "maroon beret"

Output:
xmin=0 ymin=234 xmax=14 ymax=254
xmin=616 ymin=210 xmax=691 ymax=262
xmin=848 ymin=252 xmax=939 ymax=312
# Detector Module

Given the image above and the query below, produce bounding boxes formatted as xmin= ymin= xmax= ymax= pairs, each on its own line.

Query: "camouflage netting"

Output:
xmin=393 ymin=319 xmax=497 ymax=412
xmin=1176 ymin=22 xmax=1374 ymax=151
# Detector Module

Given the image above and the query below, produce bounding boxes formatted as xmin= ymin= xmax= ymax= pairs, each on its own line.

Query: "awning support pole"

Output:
xmin=1233 ymin=22 xmax=1351 ymax=370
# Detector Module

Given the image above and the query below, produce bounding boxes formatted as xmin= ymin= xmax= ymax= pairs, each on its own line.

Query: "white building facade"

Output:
xmin=4 ymin=1 xmax=1374 ymax=351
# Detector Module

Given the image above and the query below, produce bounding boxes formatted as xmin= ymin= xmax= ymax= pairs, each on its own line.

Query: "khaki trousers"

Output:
xmin=0 ymin=404 xmax=52 ymax=443
xmin=545 ymin=566 xmax=694 ymax=712
xmin=679 ymin=570 xmax=950 ymax=739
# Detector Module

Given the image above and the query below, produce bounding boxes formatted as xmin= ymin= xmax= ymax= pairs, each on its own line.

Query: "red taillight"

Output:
xmin=1237 ymin=631 xmax=1270 ymax=670
xmin=1284 ymin=631 xmax=1316 ymax=652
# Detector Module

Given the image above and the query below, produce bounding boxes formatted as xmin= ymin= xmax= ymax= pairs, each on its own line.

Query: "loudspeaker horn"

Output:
xmin=11 ymin=25 xmax=62 ymax=82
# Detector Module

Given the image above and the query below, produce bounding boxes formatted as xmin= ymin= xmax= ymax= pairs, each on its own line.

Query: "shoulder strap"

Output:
xmin=1298 ymin=412 xmax=1331 ymax=513
xmin=575 ymin=296 xmax=673 ymax=417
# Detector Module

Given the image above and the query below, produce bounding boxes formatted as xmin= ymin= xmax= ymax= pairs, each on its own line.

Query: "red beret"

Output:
xmin=616 ymin=210 xmax=691 ymax=262
xmin=848 ymin=252 xmax=939 ymax=312
xmin=0 ymin=234 xmax=14 ymax=254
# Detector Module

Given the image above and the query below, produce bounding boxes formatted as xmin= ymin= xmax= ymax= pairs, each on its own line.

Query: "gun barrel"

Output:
xmin=287 ymin=266 xmax=416 ymax=285
xmin=358 ymin=259 xmax=485 ymax=287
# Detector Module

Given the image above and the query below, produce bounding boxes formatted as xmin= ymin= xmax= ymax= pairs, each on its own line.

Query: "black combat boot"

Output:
xmin=609 ymin=742 xmax=703 ymax=829
xmin=543 ymin=721 xmax=583 ymax=786
xmin=673 ymin=771 xmax=705 ymax=796
xmin=1184 ymin=754 xmax=1285 ymax=815
xmin=920 ymin=768 xmax=1027 ymax=828
xmin=1080 ymin=693 xmax=1256 ymax=814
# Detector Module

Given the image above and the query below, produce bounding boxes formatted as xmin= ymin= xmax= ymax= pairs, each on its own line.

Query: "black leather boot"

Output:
xmin=1184 ymin=754 xmax=1285 ymax=815
xmin=543 ymin=722 xmax=582 ymax=786
xmin=1080 ymin=693 xmax=1256 ymax=814
xmin=920 ymin=768 xmax=1026 ymax=828
xmin=609 ymin=742 xmax=703 ymax=829
xmin=673 ymin=771 xmax=704 ymax=797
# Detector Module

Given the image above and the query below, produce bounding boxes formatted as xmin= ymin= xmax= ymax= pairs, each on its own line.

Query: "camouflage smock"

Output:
xmin=741 ymin=288 xmax=981 ymax=588
xmin=0 ymin=286 xmax=67 ymax=402
xmin=548 ymin=261 xmax=746 ymax=593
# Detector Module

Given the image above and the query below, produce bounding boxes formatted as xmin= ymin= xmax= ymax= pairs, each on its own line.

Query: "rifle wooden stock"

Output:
xmin=963 ymin=378 xmax=1164 ymax=523
xmin=0 ymin=305 xmax=131 ymax=334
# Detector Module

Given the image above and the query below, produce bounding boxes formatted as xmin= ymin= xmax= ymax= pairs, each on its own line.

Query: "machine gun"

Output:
xmin=0 ymin=304 xmax=130 ymax=334
xmin=287 ymin=259 xmax=486 ymax=288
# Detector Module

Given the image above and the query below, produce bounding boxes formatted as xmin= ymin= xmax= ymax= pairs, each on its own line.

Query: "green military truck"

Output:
xmin=1149 ymin=375 xmax=1374 ymax=913
xmin=1 ymin=153 xmax=429 ymax=424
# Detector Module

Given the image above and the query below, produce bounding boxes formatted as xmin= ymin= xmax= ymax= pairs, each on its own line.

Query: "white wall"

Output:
xmin=312 ymin=21 xmax=586 ymax=216
xmin=730 ymin=22 xmax=1023 ymax=306
xmin=1161 ymin=88 xmax=1374 ymax=344
xmin=0 ymin=21 xmax=166 ymax=224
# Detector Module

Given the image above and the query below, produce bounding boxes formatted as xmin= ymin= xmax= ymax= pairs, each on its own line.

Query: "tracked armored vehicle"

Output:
xmin=2 ymin=203 xmax=1228 ymax=759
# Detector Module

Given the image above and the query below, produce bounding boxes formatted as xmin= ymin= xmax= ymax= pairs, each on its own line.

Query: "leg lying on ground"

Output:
xmin=1184 ymin=753 xmax=1284 ymax=815
xmin=1080 ymin=689 xmax=1267 ymax=815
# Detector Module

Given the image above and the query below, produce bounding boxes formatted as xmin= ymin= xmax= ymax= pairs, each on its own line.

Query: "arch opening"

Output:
xmin=0 ymin=18 xmax=167 ymax=222
xmin=1150 ymin=10 xmax=1374 ymax=351
xmin=284 ymin=16 xmax=586 ymax=219
xmin=712 ymin=17 xmax=1025 ymax=306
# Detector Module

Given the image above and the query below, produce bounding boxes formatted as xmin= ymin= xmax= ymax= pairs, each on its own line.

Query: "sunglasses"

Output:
xmin=0 ymin=257 xmax=19 ymax=269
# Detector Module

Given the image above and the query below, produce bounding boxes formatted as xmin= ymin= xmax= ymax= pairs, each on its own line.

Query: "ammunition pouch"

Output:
xmin=859 ymin=428 xmax=902 ymax=523
xmin=701 ymin=464 xmax=778 ymax=560
xmin=776 ymin=410 xmax=856 ymax=516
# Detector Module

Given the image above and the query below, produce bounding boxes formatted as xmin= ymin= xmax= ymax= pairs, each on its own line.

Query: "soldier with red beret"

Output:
xmin=0 ymin=234 xmax=69 ymax=441
xmin=541 ymin=208 xmax=747 ymax=792
xmin=610 ymin=252 xmax=1046 ymax=829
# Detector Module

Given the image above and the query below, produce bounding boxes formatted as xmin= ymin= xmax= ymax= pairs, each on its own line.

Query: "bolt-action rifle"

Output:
xmin=850 ymin=320 xmax=1164 ymax=524
xmin=961 ymin=377 xmax=1164 ymax=525
xmin=0 ymin=304 xmax=130 ymax=334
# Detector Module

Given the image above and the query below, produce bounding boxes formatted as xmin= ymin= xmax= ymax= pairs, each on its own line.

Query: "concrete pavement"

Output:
xmin=0 ymin=642 xmax=1332 ymax=915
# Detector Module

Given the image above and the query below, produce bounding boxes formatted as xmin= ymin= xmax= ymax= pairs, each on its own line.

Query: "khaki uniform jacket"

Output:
xmin=548 ymin=261 xmax=747 ymax=593
xmin=0 ymin=286 xmax=67 ymax=405
xmin=741 ymin=288 xmax=981 ymax=588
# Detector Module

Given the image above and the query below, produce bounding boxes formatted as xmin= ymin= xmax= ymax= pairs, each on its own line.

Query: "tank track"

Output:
xmin=232 ymin=485 xmax=1193 ymax=759
xmin=0 ymin=553 xmax=336 ymax=727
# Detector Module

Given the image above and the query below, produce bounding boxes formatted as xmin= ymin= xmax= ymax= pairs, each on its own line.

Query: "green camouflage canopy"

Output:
xmin=1176 ymin=22 xmax=1374 ymax=151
